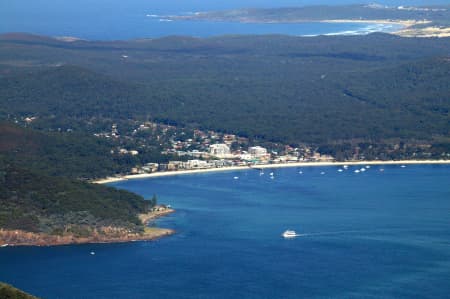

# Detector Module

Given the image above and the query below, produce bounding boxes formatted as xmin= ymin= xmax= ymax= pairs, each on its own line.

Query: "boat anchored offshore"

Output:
xmin=282 ymin=230 xmax=298 ymax=238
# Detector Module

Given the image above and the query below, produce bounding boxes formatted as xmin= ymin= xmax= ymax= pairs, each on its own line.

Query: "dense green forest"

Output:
xmin=0 ymin=163 xmax=148 ymax=234
xmin=0 ymin=123 xmax=153 ymax=234
xmin=0 ymin=121 xmax=129 ymax=178
xmin=0 ymin=33 xmax=449 ymax=147
xmin=0 ymin=282 xmax=39 ymax=299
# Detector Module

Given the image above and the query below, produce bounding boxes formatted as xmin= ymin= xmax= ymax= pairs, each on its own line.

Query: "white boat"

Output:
xmin=338 ymin=169 xmax=343 ymax=172
xmin=1 ymin=244 xmax=9 ymax=247
xmin=354 ymin=169 xmax=360 ymax=173
xmin=401 ymin=165 xmax=406 ymax=168
xmin=282 ymin=230 xmax=298 ymax=238
xmin=233 ymin=176 xmax=239 ymax=180
xmin=360 ymin=168 xmax=366 ymax=172
xmin=343 ymin=165 xmax=349 ymax=169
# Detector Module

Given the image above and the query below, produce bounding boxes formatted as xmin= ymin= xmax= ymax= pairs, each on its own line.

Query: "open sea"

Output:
xmin=1 ymin=164 xmax=450 ymax=298
xmin=0 ymin=0 xmax=449 ymax=39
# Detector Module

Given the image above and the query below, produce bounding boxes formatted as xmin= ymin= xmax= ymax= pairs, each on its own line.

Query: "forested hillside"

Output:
xmin=0 ymin=163 xmax=148 ymax=234
xmin=0 ymin=121 xmax=130 ymax=178
xmin=0 ymin=123 xmax=157 ymax=240
xmin=0 ymin=33 xmax=449 ymax=146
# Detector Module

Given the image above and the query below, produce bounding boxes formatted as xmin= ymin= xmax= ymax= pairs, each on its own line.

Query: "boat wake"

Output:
xmin=294 ymin=228 xmax=412 ymax=238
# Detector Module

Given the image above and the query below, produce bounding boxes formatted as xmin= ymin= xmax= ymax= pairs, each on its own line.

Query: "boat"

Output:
xmin=282 ymin=230 xmax=298 ymax=238
xmin=338 ymin=169 xmax=343 ymax=172
xmin=233 ymin=176 xmax=239 ymax=180
xmin=1 ymin=244 xmax=9 ymax=247
xmin=354 ymin=169 xmax=360 ymax=173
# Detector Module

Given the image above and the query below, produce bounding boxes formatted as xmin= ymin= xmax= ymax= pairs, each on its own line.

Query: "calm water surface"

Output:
xmin=1 ymin=164 xmax=450 ymax=298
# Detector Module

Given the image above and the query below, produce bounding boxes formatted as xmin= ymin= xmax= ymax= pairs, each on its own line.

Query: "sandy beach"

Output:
xmin=94 ymin=160 xmax=450 ymax=184
xmin=319 ymin=19 xmax=450 ymax=37
xmin=320 ymin=19 xmax=424 ymax=28
xmin=321 ymin=19 xmax=450 ymax=38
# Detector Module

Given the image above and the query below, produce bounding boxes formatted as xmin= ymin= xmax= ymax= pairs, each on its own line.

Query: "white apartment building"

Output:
xmin=209 ymin=143 xmax=231 ymax=158
xmin=248 ymin=146 xmax=268 ymax=157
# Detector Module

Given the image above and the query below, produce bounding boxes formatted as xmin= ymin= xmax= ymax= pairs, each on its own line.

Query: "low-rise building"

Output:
xmin=186 ymin=159 xmax=209 ymax=169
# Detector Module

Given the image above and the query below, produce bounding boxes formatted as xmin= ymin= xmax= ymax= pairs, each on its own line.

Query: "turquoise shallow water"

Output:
xmin=1 ymin=164 xmax=450 ymax=298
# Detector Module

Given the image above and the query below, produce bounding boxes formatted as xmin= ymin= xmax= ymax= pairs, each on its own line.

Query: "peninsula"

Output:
xmin=165 ymin=4 xmax=450 ymax=37
xmin=0 ymin=282 xmax=39 ymax=299
xmin=0 ymin=208 xmax=174 ymax=247
xmin=0 ymin=123 xmax=175 ymax=247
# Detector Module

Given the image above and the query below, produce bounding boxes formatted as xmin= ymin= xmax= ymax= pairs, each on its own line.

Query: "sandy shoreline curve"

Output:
xmin=94 ymin=160 xmax=450 ymax=184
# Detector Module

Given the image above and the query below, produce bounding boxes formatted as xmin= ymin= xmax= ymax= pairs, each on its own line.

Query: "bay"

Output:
xmin=1 ymin=164 xmax=450 ymax=298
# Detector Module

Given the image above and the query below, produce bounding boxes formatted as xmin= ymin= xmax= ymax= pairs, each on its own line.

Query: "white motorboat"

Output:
xmin=282 ymin=230 xmax=298 ymax=238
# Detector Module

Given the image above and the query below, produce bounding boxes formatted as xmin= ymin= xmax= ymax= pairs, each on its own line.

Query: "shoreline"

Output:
xmin=0 ymin=227 xmax=175 ymax=247
xmin=169 ymin=15 xmax=441 ymax=37
xmin=320 ymin=19 xmax=426 ymax=27
xmin=94 ymin=159 xmax=450 ymax=184
xmin=139 ymin=208 xmax=175 ymax=225
xmin=0 ymin=209 xmax=176 ymax=248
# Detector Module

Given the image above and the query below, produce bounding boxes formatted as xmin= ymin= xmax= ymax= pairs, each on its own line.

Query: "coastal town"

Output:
xmin=17 ymin=114 xmax=450 ymax=182
xmin=96 ymin=120 xmax=335 ymax=176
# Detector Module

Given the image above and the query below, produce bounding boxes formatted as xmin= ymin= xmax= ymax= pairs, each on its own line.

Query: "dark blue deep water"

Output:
xmin=1 ymin=0 xmax=447 ymax=39
xmin=1 ymin=164 xmax=450 ymax=298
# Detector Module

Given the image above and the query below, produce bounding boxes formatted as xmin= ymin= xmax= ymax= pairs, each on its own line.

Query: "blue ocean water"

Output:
xmin=0 ymin=0 xmax=447 ymax=39
xmin=1 ymin=164 xmax=450 ymax=298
